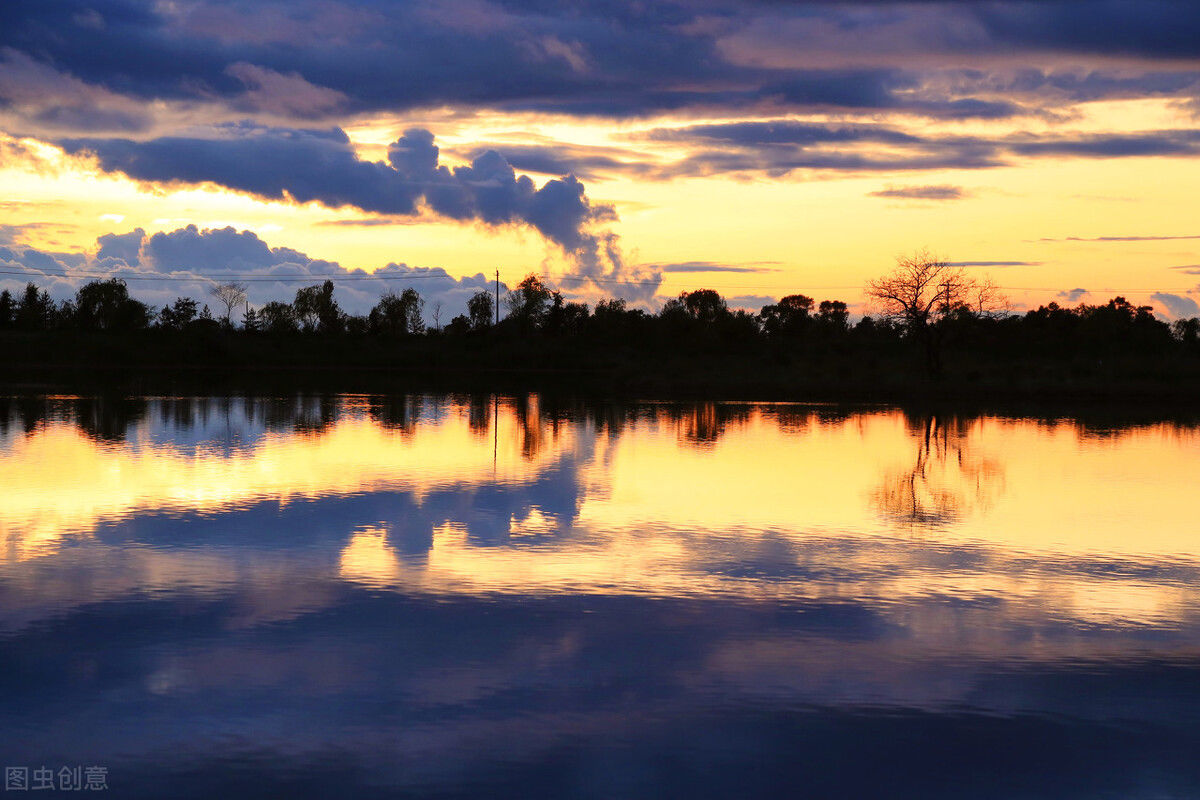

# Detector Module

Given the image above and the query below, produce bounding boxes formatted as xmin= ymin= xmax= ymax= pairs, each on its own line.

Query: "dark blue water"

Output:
xmin=2 ymin=394 xmax=1199 ymax=798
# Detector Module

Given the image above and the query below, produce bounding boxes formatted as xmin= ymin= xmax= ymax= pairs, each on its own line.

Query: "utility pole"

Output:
xmin=494 ymin=269 xmax=500 ymax=327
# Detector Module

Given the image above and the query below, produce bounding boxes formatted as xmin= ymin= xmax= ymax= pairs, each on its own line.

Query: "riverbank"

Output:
xmin=3 ymin=329 xmax=1200 ymax=404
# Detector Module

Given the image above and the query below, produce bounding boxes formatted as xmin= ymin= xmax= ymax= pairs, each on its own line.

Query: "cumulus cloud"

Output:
xmin=1057 ymin=288 xmax=1090 ymax=302
xmin=1151 ymin=292 xmax=1200 ymax=319
xmin=0 ymin=225 xmax=502 ymax=323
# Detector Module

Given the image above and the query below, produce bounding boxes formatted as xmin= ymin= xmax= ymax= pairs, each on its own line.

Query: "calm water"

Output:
xmin=2 ymin=394 xmax=1200 ymax=798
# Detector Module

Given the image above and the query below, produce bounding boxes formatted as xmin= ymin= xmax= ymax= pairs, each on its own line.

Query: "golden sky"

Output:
xmin=4 ymin=2 xmax=1200 ymax=316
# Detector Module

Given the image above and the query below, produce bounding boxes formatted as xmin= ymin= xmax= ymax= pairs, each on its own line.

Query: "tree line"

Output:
xmin=2 ymin=254 xmax=1198 ymax=377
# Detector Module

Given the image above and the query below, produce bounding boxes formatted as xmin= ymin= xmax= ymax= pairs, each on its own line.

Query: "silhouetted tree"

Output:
xmin=1173 ymin=317 xmax=1200 ymax=346
xmin=210 ymin=281 xmax=248 ymax=327
xmin=866 ymin=251 xmax=1004 ymax=375
xmin=158 ymin=297 xmax=199 ymax=330
xmin=594 ymin=298 xmax=626 ymax=318
xmin=677 ymin=289 xmax=727 ymax=323
xmin=817 ymin=299 xmax=849 ymax=331
xmin=72 ymin=278 xmax=151 ymax=331
xmin=294 ymin=280 xmax=342 ymax=333
xmin=369 ymin=288 xmax=424 ymax=336
xmin=760 ymin=294 xmax=814 ymax=337
xmin=445 ymin=314 xmax=471 ymax=335
xmin=9 ymin=260 xmax=1200 ymax=390
xmin=589 ymin=297 xmax=652 ymax=344
xmin=545 ymin=293 xmax=589 ymax=335
xmin=14 ymin=283 xmax=57 ymax=331
xmin=506 ymin=274 xmax=553 ymax=331
xmin=242 ymin=305 xmax=260 ymax=333
xmin=259 ymin=301 xmax=297 ymax=333
xmin=467 ymin=290 xmax=494 ymax=331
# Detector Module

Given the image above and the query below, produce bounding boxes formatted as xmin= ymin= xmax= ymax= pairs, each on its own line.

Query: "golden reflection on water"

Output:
xmin=3 ymin=395 xmax=1200 ymax=627
xmin=0 ymin=397 xmax=572 ymax=560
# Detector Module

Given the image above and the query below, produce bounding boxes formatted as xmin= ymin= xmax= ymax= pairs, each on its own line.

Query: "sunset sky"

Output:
xmin=4 ymin=0 xmax=1200 ymax=318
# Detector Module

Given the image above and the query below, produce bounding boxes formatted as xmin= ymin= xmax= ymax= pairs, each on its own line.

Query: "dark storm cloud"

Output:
xmin=30 ymin=104 xmax=150 ymax=133
xmin=641 ymin=120 xmax=998 ymax=176
xmin=973 ymin=1 xmax=1200 ymax=60
xmin=986 ymin=68 xmax=1200 ymax=103
xmin=1008 ymin=130 xmax=1200 ymax=158
xmin=60 ymin=125 xmax=612 ymax=255
xmin=646 ymin=120 xmax=922 ymax=147
xmin=61 ymin=125 xmax=420 ymax=211
xmin=461 ymin=143 xmax=650 ymax=181
xmin=1 ymin=0 xmax=741 ymax=118
xmin=51 ymin=110 xmax=1200 ymax=200
xmin=652 ymin=146 xmax=1002 ymax=178
xmin=753 ymin=70 xmax=1024 ymax=118
xmin=9 ymin=0 xmax=1199 ymax=125
xmin=0 ymin=47 xmax=154 ymax=134
xmin=57 ymin=124 xmax=661 ymax=298
xmin=638 ymin=122 xmax=1200 ymax=178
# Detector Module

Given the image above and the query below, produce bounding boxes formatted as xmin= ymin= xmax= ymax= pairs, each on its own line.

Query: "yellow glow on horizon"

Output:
xmin=7 ymin=97 xmax=1200 ymax=312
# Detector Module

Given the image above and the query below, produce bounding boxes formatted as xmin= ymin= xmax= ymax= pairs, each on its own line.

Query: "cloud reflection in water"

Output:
xmin=2 ymin=395 xmax=1200 ymax=798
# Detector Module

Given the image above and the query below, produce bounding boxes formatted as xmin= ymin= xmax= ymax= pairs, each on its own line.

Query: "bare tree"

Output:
xmin=865 ymin=250 xmax=1006 ymax=375
xmin=431 ymin=301 xmax=442 ymax=332
xmin=966 ymin=275 xmax=1009 ymax=320
xmin=210 ymin=281 xmax=248 ymax=326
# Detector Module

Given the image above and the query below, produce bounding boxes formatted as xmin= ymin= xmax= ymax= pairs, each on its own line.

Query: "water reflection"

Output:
xmin=3 ymin=394 xmax=1200 ymax=798
xmin=871 ymin=414 xmax=1006 ymax=529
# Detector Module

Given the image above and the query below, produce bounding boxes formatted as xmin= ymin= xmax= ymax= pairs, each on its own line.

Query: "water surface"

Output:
xmin=2 ymin=394 xmax=1200 ymax=798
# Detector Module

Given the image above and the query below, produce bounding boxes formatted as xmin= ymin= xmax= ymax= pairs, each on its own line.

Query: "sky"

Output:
xmin=4 ymin=0 xmax=1200 ymax=319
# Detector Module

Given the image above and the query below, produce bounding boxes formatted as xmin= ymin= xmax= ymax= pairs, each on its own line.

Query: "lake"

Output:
xmin=2 ymin=394 xmax=1200 ymax=798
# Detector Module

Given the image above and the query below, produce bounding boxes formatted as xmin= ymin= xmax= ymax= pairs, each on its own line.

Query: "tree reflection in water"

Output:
xmin=871 ymin=414 xmax=1005 ymax=530
xmin=674 ymin=402 xmax=753 ymax=448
